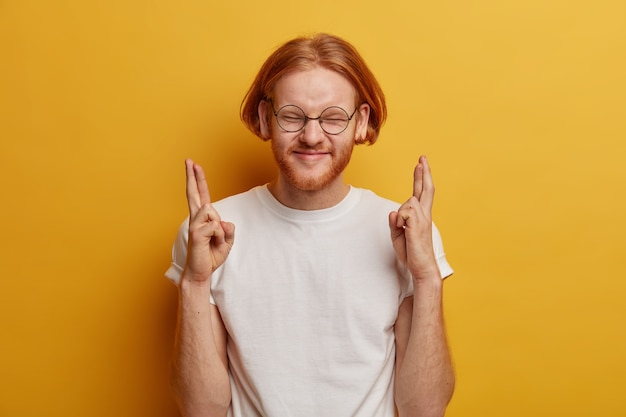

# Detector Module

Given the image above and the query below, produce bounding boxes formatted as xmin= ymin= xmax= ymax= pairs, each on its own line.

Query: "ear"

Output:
xmin=354 ymin=103 xmax=370 ymax=144
xmin=258 ymin=100 xmax=271 ymax=140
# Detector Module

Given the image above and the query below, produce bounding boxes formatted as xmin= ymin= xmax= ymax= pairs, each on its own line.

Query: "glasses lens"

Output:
xmin=320 ymin=107 xmax=350 ymax=134
xmin=276 ymin=105 xmax=306 ymax=132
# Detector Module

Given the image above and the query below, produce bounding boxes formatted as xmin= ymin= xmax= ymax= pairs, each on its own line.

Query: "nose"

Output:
xmin=299 ymin=118 xmax=325 ymax=147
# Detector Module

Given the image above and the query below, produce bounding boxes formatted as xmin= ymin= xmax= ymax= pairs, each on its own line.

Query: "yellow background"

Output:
xmin=1 ymin=0 xmax=625 ymax=416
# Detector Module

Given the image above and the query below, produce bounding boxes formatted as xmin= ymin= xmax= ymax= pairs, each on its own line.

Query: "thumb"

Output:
xmin=388 ymin=212 xmax=403 ymax=240
xmin=221 ymin=221 xmax=236 ymax=246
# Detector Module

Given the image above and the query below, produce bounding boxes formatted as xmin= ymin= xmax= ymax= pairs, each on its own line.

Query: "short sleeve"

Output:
xmin=164 ymin=217 xmax=189 ymax=286
xmin=432 ymin=222 xmax=454 ymax=279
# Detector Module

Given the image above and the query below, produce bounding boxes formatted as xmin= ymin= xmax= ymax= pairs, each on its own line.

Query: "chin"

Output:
xmin=287 ymin=172 xmax=339 ymax=192
xmin=285 ymin=158 xmax=348 ymax=189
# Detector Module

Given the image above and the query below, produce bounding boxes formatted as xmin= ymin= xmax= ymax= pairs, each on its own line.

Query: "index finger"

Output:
xmin=413 ymin=161 xmax=423 ymax=199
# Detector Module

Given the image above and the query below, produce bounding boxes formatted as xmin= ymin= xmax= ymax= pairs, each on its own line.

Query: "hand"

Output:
xmin=389 ymin=155 xmax=440 ymax=280
xmin=183 ymin=159 xmax=235 ymax=284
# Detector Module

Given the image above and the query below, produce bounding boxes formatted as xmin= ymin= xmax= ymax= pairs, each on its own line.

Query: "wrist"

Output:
xmin=179 ymin=274 xmax=213 ymax=305
xmin=409 ymin=260 xmax=441 ymax=284
xmin=180 ymin=269 xmax=212 ymax=290
xmin=413 ymin=272 xmax=443 ymax=291
xmin=178 ymin=274 xmax=214 ymax=316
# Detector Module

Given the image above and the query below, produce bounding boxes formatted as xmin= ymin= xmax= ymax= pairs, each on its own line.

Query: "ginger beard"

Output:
xmin=270 ymin=135 xmax=355 ymax=192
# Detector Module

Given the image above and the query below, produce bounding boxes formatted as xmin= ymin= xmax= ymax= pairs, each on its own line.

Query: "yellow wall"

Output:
xmin=1 ymin=1 xmax=625 ymax=416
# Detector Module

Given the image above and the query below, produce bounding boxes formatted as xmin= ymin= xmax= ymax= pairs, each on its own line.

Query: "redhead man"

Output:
xmin=166 ymin=33 xmax=455 ymax=417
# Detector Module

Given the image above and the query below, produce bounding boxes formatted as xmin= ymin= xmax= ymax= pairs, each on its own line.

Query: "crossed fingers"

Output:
xmin=395 ymin=156 xmax=434 ymax=228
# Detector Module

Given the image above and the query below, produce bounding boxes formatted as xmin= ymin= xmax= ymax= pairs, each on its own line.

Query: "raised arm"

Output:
xmin=171 ymin=159 xmax=235 ymax=417
xmin=389 ymin=156 xmax=455 ymax=417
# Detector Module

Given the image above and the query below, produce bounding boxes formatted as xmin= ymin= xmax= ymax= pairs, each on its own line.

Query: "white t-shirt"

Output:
xmin=166 ymin=185 xmax=453 ymax=417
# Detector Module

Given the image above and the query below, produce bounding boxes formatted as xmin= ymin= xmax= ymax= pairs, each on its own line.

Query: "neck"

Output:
xmin=267 ymin=175 xmax=350 ymax=210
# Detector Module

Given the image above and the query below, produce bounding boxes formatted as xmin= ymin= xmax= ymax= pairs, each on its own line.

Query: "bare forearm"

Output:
xmin=172 ymin=276 xmax=231 ymax=417
xmin=395 ymin=277 xmax=455 ymax=417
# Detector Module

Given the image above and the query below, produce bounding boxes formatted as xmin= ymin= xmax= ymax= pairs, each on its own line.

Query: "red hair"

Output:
xmin=240 ymin=33 xmax=386 ymax=145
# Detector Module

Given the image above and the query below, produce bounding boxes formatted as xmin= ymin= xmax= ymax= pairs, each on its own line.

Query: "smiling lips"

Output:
xmin=291 ymin=148 xmax=332 ymax=162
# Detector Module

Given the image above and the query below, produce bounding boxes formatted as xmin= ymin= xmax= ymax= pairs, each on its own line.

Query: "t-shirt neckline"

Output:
xmin=255 ymin=184 xmax=362 ymax=222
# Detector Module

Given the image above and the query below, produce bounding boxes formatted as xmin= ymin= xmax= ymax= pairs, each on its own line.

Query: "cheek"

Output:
xmin=267 ymin=117 xmax=287 ymax=141
xmin=270 ymin=134 xmax=293 ymax=155
xmin=333 ymin=136 xmax=356 ymax=156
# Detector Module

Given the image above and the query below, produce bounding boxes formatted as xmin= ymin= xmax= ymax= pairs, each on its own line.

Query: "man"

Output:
xmin=166 ymin=33 xmax=455 ymax=417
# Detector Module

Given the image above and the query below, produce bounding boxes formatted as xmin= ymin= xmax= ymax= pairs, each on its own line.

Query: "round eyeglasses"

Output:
xmin=269 ymin=100 xmax=359 ymax=135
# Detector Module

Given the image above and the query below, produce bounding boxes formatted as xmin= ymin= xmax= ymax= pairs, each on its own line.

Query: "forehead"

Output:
xmin=272 ymin=67 xmax=357 ymax=109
